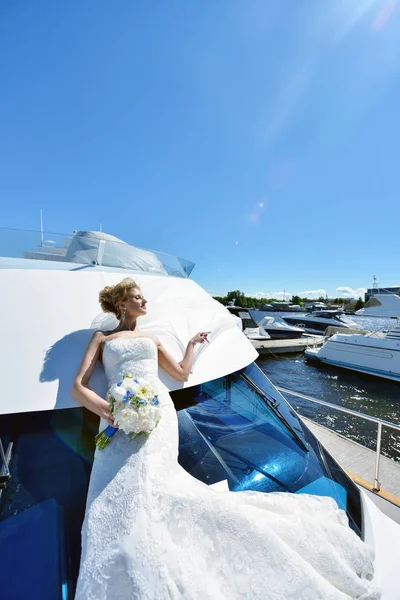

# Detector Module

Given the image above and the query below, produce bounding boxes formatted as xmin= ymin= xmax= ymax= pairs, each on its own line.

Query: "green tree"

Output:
xmin=291 ymin=295 xmax=301 ymax=305
xmin=354 ymin=297 xmax=365 ymax=311
xmin=226 ymin=290 xmax=245 ymax=304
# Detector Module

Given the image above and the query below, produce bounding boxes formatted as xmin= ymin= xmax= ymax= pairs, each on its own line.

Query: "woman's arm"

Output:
xmin=71 ymin=331 xmax=115 ymax=425
xmin=156 ymin=332 xmax=210 ymax=382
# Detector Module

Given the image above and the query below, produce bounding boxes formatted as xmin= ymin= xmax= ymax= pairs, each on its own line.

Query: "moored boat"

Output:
xmin=283 ymin=309 xmax=359 ymax=335
xmin=305 ymin=321 xmax=400 ymax=383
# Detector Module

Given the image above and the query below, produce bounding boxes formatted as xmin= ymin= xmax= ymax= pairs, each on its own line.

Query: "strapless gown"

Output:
xmin=75 ymin=337 xmax=380 ymax=600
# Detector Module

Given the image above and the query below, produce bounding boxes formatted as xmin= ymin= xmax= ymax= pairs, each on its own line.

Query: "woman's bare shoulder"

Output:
xmin=97 ymin=330 xmax=121 ymax=342
xmin=91 ymin=330 xmax=107 ymax=342
xmin=142 ymin=334 xmax=161 ymax=347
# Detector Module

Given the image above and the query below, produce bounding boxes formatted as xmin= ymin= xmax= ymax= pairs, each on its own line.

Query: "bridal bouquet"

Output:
xmin=95 ymin=375 xmax=161 ymax=450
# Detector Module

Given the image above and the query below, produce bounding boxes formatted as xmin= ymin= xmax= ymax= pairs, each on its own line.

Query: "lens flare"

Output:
xmin=248 ymin=200 xmax=267 ymax=223
xmin=372 ymin=0 xmax=397 ymax=31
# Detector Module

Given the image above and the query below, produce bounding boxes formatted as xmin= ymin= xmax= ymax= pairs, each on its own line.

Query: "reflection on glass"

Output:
xmin=174 ymin=366 xmax=362 ymax=537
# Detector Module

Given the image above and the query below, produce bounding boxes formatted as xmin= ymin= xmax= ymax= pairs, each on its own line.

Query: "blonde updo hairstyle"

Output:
xmin=99 ymin=278 xmax=140 ymax=320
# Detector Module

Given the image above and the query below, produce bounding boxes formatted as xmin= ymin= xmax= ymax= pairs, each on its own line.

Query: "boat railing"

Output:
xmin=276 ymin=386 xmax=400 ymax=493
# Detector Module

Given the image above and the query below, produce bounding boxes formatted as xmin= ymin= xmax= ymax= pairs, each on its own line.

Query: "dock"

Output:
xmin=252 ymin=334 xmax=324 ymax=355
xmin=302 ymin=417 xmax=400 ymax=508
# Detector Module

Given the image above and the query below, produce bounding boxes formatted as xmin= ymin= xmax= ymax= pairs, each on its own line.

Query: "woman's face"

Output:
xmin=122 ymin=287 xmax=147 ymax=318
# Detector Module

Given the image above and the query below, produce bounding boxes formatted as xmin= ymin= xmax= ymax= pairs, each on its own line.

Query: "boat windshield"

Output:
xmin=0 ymin=227 xmax=195 ymax=278
xmin=172 ymin=363 xmax=363 ymax=537
xmin=259 ymin=315 xmax=293 ymax=329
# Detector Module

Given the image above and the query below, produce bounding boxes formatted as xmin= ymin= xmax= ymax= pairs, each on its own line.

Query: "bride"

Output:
xmin=73 ymin=278 xmax=380 ymax=599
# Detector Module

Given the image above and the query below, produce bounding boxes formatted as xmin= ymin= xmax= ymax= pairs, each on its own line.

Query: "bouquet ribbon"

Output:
xmin=95 ymin=425 xmax=119 ymax=450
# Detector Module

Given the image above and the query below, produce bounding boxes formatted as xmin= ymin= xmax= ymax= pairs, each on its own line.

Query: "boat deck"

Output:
xmin=302 ymin=417 xmax=400 ymax=503
xmin=252 ymin=335 xmax=324 ymax=355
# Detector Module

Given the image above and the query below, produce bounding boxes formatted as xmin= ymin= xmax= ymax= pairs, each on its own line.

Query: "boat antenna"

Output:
xmin=40 ymin=209 xmax=44 ymax=247
xmin=99 ymin=223 xmax=102 ymax=232
xmin=372 ymin=275 xmax=380 ymax=295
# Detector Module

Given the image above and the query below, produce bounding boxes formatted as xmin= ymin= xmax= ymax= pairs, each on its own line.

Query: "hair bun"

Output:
xmin=99 ymin=285 xmax=116 ymax=315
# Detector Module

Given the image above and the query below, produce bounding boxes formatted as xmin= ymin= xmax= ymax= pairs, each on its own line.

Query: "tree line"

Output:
xmin=212 ymin=290 xmax=365 ymax=310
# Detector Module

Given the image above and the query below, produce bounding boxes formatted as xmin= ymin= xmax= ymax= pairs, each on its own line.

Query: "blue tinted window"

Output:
xmin=173 ymin=366 xmax=362 ymax=537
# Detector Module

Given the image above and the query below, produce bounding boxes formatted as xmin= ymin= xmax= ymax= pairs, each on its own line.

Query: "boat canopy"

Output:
xmin=0 ymin=228 xmax=195 ymax=278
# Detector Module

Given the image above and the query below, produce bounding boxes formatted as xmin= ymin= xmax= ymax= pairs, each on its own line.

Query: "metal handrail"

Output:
xmin=277 ymin=386 xmax=400 ymax=492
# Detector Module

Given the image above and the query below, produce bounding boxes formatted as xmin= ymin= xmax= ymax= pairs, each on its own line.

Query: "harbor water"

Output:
xmin=252 ymin=311 xmax=400 ymax=463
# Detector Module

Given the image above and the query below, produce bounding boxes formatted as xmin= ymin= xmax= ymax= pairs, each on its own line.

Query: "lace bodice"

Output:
xmin=102 ymin=337 xmax=159 ymax=387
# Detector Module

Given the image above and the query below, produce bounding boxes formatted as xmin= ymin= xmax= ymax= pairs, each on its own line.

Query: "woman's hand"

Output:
xmin=100 ymin=406 xmax=119 ymax=428
xmin=190 ymin=331 xmax=211 ymax=346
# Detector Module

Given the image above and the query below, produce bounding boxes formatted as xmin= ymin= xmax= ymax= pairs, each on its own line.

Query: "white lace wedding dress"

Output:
xmin=75 ymin=337 xmax=380 ymax=600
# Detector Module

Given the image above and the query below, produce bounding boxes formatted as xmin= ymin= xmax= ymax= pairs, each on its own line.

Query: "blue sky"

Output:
xmin=1 ymin=0 xmax=399 ymax=299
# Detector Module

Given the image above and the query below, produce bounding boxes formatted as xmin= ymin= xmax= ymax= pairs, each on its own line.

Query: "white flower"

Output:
xmin=124 ymin=380 xmax=140 ymax=396
xmin=111 ymin=384 xmax=127 ymax=402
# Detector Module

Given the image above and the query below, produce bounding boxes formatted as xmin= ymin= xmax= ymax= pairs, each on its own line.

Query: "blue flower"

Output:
xmin=123 ymin=391 xmax=134 ymax=403
xmin=152 ymin=398 xmax=159 ymax=406
xmin=137 ymin=398 xmax=146 ymax=405
xmin=116 ymin=381 xmax=123 ymax=387
xmin=133 ymin=378 xmax=139 ymax=384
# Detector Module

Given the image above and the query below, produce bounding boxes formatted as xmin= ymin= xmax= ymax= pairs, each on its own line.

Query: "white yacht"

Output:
xmin=261 ymin=302 xmax=303 ymax=312
xmin=304 ymin=301 xmax=328 ymax=311
xmin=226 ymin=305 xmax=271 ymax=341
xmin=0 ymin=228 xmax=399 ymax=598
xmin=282 ymin=309 xmax=359 ymax=335
xmin=305 ymin=322 xmax=400 ymax=383
xmin=356 ymin=293 xmax=400 ymax=318
xmin=257 ymin=315 xmax=304 ymax=339
xmin=357 ymin=277 xmax=400 ymax=318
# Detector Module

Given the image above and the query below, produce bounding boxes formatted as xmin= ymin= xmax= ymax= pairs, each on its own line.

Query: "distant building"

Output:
xmin=365 ymin=286 xmax=400 ymax=302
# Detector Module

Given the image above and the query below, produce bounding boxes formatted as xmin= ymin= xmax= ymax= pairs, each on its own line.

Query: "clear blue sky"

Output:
xmin=1 ymin=0 xmax=399 ymax=299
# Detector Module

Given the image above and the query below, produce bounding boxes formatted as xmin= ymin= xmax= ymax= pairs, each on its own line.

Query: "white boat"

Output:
xmin=226 ymin=306 xmax=271 ymax=340
xmin=282 ymin=309 xmax=359 ymax=335
xmin=227 ymin=306 xmax=303 ymax=340
xmin=257 ymin=315 xmax=304 ymax=339
xmin=304 ymin=301 xmax=328 ymax=311
xmin=305 ymin=321 xmax=400 ymax=383
xmin=0 ymin=228 xmax=399 ymax=598
xmin=356 ymin=293 xmax=400 ymax=318
xmin=261 ymin=302 xmax=303 ymax=312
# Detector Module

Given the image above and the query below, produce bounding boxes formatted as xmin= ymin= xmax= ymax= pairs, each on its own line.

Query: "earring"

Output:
xmin=121 ymin=307 xmax=126 ymax=321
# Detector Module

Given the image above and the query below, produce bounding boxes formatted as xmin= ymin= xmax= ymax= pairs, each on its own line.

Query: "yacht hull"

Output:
xmin=263 ymin=327 xmax=303 ymax=340
xmin=283 ymin=313 xmax=356 ymax=336
xmin=305 ymin=334 xmax=400 ymax=383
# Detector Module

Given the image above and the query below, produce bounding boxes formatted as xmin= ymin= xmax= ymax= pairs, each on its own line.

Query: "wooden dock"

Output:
xmin=302 ymin=417 xmax=400 ymax=508
xmin=252 ymin=334 xmax=324 ymax=355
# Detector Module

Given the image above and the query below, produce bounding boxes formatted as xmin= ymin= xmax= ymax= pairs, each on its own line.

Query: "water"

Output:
xmin=251 ymin=311 xmax=400 ymax=462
